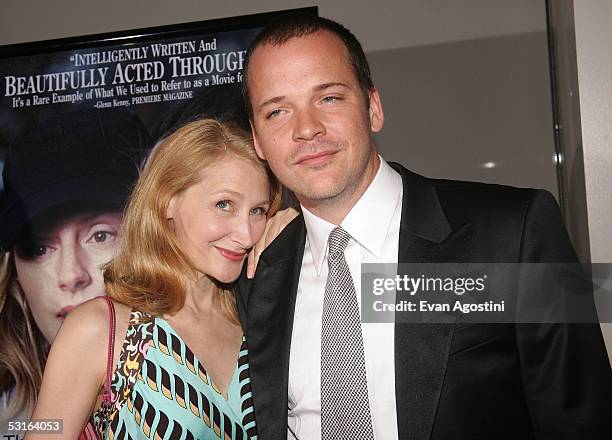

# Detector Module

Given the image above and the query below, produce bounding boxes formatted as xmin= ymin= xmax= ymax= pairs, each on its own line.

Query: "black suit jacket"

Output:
xmin=237 ymin=163 xmax=612 ymax=440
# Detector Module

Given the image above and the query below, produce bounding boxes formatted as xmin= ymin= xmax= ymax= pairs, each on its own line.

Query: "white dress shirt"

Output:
xmin=288 ymin=157 xmax=403 ymax=440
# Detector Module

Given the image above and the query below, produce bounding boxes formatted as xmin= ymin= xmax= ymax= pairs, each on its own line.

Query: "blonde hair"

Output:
xmin=0 ymin=252 xmax=49 ymax=421
xmin=104 ymin=119 xmax=281 ymax=322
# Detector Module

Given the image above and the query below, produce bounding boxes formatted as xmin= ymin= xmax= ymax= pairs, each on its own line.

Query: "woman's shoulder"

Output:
xmin=61 ymin=297 xmax=131 ymax=339
xmin=52 ymin=297 xmax=135 ymax=368
xmin=56 ymin=298 xmax=106 ymax=346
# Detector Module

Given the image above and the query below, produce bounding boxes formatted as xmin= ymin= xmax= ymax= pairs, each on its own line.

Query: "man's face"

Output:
xmin=248 ymin=31 xmax=384 ymax=209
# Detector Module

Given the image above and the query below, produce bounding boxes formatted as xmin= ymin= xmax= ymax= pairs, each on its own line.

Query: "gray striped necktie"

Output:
xmin=321 ymin=226 xmax=374 ymax=439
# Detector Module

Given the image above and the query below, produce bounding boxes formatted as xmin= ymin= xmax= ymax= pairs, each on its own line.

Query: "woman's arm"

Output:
xmin=24 ymin=298 xmax=111 ymax=439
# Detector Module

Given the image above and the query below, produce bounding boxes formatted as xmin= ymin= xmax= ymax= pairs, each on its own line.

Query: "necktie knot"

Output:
xmin=327 ymin=226 xmax=351 ymax=260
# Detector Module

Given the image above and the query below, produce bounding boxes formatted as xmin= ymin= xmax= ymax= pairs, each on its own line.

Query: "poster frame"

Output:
xmin=0 ymin=7 xmax=317 ymax=58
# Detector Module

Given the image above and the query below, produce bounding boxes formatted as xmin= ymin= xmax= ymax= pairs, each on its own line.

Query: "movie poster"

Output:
xmin=0 ymin=7 xmax=316 ymax=436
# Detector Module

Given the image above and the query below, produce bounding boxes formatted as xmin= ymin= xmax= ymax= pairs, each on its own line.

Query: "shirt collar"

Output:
xmin=301 ymin=157 xmax=403 ymax=275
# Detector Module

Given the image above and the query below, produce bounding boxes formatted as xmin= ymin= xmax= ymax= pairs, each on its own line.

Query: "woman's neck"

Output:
xmin=177 ymin=273 xmax=219 ymax=316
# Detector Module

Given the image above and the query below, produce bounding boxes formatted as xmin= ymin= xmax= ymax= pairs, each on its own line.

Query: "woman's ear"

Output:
xmin=166 ymin=196 xmax=176 ymax=220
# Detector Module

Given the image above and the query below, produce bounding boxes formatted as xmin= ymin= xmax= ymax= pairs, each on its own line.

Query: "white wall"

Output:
xmin=2 ymin=1 xmax=608 ymax=353
xmin=0 ymin=0 xmax=544 ymax=48
xmin=573 ymin=0 xmax=612 ymax=361
xmin=0 ymin=0 xmax=556 ymax=193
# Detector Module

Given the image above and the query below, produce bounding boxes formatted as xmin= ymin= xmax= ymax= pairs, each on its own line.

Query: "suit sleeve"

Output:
xmin=516 ymin=189 xmax=612 ymax=439
xmin=236 ymin=267 xmax=252 ymax=334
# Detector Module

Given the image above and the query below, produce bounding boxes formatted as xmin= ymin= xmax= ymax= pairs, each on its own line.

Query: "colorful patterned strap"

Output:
xmin=93 ymin=309 xmax=153 ymax=436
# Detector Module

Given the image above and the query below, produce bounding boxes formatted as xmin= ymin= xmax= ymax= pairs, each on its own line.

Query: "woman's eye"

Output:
xmin=92 ymin=231 xmax=111 ymax=243
xmin=33 ymin=245 xmax=50 ymax=257
xmin=250 ymin=207 xmax=268 ymax=216
xmin=216 ymin=200 xmax=231 ymax=210
xmin=19 ymin=243 xmax=54 ymax=260
xmin=86 ymin=228 xmax=117 ymax=244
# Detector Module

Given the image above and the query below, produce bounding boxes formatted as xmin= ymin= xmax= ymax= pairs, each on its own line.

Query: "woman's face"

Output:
xmin=14 ymin=209 xmax=122 ymax=343
xmin=167 ymin=154 xmax=270 ymax=284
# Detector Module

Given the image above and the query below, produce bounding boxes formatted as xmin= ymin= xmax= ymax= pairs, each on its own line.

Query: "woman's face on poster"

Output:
xmin=13 ymin=208 xmax=122 ymax=343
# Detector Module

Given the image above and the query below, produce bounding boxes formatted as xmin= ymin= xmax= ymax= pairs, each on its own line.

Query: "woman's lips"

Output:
xmin=57 ymin=304 xmax=77 ymax=319
xmin=216 ymin=247 xmax=246 ymax=262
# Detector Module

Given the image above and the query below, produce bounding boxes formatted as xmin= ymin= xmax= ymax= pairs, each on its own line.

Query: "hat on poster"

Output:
xmin=0 ymin=108 xmax=153 ymax=251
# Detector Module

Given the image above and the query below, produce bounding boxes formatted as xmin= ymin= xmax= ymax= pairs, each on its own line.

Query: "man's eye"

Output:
xmin=216 ymin=200 xmax=231 ymax=210
xmin=266 ymin=109 xmax=282 ymax=119
xmin=322 ymin=96 xmax=340 ymax=103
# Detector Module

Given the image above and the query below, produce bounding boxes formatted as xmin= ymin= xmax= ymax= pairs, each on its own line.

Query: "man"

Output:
xmin=238 ymin=14 xmax=612 ymax=440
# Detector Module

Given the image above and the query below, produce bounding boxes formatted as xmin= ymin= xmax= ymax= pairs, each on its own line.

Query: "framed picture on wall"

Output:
xmin=0 ymin=6 xmax=316 ymax=432
xmin=0 ymin=6 xmax=317 ymax=161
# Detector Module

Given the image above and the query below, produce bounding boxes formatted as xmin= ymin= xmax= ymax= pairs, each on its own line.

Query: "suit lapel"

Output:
xmin=390 ymin=163 xmax=472 ymax=440
xmin=244 ymin=216 xmax=306 ymax=440
xmin=245 ymin=164 xmax=472 ymax=440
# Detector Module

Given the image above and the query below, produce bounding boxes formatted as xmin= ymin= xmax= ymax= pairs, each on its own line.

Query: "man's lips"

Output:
xmin=57 ymin=305 xmax=77 ymax=319
xmin=216 ymin=247 xmax=246 ymax=262
xmin=294 ymin=150 xmax=338 ymax=166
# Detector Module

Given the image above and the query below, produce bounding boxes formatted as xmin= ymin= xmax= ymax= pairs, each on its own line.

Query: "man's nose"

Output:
xmin=292 ymin=107 xmax=325 ymax=142
xmin=56 ymin=245 xmax=92 ymax=293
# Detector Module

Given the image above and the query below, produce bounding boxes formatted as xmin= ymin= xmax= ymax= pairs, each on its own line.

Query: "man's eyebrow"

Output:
xmin=258 ymin=95 xmax=286 ymax=112
xmin=313 ymin=82 xmax=350 ymax=92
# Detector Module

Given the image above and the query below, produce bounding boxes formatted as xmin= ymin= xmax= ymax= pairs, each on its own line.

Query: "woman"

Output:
xmin=0 ymin=109 xmax=152 ymax=430
xmin=28 ymin=119 xmax=284 ymax=439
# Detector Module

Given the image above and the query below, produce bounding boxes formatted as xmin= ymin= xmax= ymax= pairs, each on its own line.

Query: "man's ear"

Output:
xmin=368 ymin=87 xmax=384 ymax=133
xmin=250 ymin=121 xmax=267 ymax=160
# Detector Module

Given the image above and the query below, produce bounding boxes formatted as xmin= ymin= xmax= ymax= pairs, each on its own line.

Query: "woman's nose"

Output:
xmin=232 ymin=215 xmax=257 ymax=249
xmin=56 ymin=244 xmax=92 ymax=293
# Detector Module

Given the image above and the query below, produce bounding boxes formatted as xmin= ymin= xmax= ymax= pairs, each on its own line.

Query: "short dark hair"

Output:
xmin=242 ymin=14 xmax=374 ymax=119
